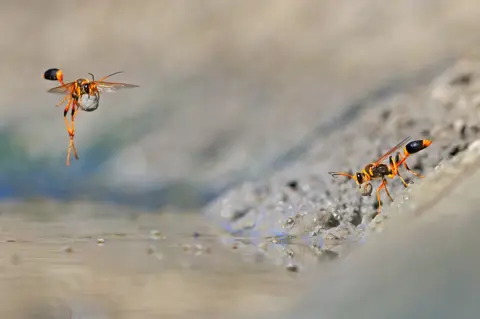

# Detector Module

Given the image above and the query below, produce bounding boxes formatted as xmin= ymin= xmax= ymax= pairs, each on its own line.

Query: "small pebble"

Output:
xmin=453 ymin=119 xmax=466 ymax=138
xmin=96 ymin=238 xmax=105 ymax=246
xmin=285 ymin=263 xmax=299 ymax=273
xmin=149 ymin=230 xmax=162 ymax=240
xmin=468 ymin=139 xmax=480 ymax=152
xmin=284 ymin=217 xmax=295 ymax=228
xmin=11 ymin=253 xmax=21 ymax=265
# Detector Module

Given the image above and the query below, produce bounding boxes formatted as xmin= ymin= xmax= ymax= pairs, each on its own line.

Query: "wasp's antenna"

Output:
xmin=88 ymin=72 xmax=95 ymax=82
xmin=98 ymin=71 xmax=125 ymax=82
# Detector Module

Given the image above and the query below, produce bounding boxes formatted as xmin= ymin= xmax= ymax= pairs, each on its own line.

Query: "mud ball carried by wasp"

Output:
xmin=77 ymin=93 xmax=100 ymax=112
xmin=359 ymin=183 xmax=373 ymax=197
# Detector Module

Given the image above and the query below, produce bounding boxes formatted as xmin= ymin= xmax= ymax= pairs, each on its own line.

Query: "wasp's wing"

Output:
xmin=46 ymin=82 xmax=76 ymax=94
xmin=96 ymin=81 xmax=139 ymax=93
xmin=374 ymin=136 xmax=412 ymax=165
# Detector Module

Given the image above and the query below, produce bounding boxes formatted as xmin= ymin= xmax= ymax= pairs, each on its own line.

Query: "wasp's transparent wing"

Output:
xmin=374 ymin=136 xmax=412 ymax=165
xmin=95 ymin=81 xmax=139 ymax=93
xmin=47 ymin=82 xmax=76 ymax=94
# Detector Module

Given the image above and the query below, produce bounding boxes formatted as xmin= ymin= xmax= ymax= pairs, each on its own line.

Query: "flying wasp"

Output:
xmin=328 ymin=136 xmax=432 ymax=215
xmin=43 ymin=68 xmax=139 ymax=166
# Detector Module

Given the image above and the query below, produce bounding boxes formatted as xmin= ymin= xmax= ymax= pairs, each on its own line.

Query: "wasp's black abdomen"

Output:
xmin=43 ymin=68 xmax=61 ymax=81
xmin=406 ymin=140 xmax=431 ymax=155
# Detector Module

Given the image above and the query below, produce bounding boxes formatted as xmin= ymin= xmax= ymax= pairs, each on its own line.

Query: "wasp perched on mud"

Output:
xmin=43 ymin=68 xmax=139 ymax=166
xmin=328 ymin=136 xmax=432 ymax=215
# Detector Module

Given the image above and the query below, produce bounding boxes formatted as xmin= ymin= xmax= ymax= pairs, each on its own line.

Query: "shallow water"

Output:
xmin=0 ymin=201 xmax=316 ymax=319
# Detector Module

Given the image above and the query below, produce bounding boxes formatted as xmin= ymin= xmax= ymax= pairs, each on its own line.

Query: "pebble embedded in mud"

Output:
xmin=149 ymin=230 xmax=165 ymax=240
xmin=10 ymin=253 xmax=21 ymax=265
xmin=63 ymin=246 xmax=74 ymax=253
xmin=285 ymin=263 xmax=299 ymax=273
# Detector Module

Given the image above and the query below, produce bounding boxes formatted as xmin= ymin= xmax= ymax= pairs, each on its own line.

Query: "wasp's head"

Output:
xmin=89 ymin=82 xmax=98 ymax=93
xmin=86 ymin=72 xmax=98 ymax=94
xmin=329 ymin=170 xmax=366 ymax=186
xmin=355 ymin=172 xmax=365 ymax=185
xmin=82 ymin=83 xmax=90 ymax=94
xmin=78 ymin=79 xmax=97 ymax=96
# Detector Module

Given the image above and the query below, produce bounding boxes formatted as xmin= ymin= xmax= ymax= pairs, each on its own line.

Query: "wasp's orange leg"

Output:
xmin=56 ymin=94 xmax=70 ymax=107
xmin=403 ymin=160 xmax=424 ymax=178
xmin=376 ymin=180 xmax=385 ymax=215
xmin=383 ymin=179 xmax=393 ymax=202
xmin=62 ymin=97 xmax=78 ymax=166
xmin=396 ymin=152 xmax=424 ymax=178
xmin=70 ymin=101 xmax=80 ymax=161
xmin=63 ymin=96 xmax=73 ymax=137
xmin=67 ymin=138 xmax=78 ymax=164
xmin=375 ymin=179 xmax=393 ymax=215
xmin=390 ymin=154 xmax=409 ymax=188
xmin=396 ymin=172 xmax=409 ymax=188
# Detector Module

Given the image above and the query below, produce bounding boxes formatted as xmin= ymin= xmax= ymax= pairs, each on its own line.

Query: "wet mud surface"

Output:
xmin=275 ymin=131 xmax=480 ymax=319
xmin=205 ymin=60 xmax=480 ymax=260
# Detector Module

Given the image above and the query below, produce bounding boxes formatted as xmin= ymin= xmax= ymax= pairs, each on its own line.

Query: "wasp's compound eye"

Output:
xmin=82 ymin=84 xmax=90 ymax=94
xmin=356 ymin=173 xmax=364 ymax=184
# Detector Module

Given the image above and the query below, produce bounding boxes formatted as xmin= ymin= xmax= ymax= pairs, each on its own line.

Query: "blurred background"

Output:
xmin=2 ymin=0 xmax=480 ymax=210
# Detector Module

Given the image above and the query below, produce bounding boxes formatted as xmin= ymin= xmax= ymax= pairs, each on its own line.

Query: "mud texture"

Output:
xmin=274 ymin=130 xmax=480 ymax=319
xmin=205 ymin=60 xmax=480 ymax=262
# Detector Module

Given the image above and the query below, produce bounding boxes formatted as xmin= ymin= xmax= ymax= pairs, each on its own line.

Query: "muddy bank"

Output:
xmin=205 ymin=59 xmax=480 ymax=262
xmin=274 ymin=126 xmax=480 ymax=319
